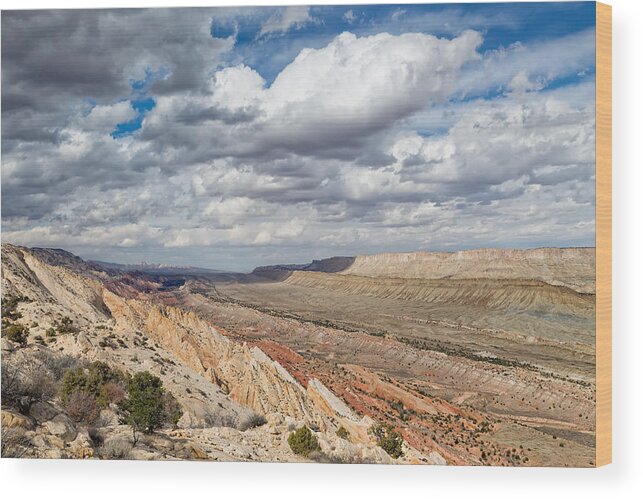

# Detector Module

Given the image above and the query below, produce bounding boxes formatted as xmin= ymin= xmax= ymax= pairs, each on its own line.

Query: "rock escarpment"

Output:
xmin=341 ymin=248 xmax=595 ymax=293
xmin=1 ymin=244 xmax=413 ymax=463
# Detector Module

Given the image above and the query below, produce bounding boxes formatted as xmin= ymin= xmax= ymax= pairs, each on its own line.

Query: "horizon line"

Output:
xmin=1 ymin=242 xmax=597 ymax=271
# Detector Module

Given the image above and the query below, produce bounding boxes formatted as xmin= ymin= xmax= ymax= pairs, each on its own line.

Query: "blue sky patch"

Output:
xmin=112 ymin=97 xmax=156 ymax=139
xmin=111 ymin=72 xmax=164 ymax=138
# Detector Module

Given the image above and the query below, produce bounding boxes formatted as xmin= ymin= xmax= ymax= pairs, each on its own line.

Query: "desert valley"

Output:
xmin=1 ymin=243 xmax=596 ymax=466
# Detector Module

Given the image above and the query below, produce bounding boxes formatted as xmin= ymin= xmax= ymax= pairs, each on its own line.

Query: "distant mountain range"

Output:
xmin=251 ymin=256 xmax=355 ymax=280
xmin=89 ymin=260 xmax=225 ymax=275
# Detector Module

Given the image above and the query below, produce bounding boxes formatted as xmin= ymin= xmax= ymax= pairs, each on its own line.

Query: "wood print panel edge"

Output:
xmin=595 ymin=0 xmax=612 ymax=467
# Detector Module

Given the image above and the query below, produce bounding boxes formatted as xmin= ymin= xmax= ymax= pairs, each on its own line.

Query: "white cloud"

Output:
xmin=265 ymin=30 xmax=481 ymax=121
xmin=507 ymin=71 xmax=545 ymax=94
xmin=343 ymin=10 xmax=356 ymax=23
xmin=164 ymin=227 xmax=216 ymax=248
xmin=3 ymin=223 xmax=163 ymax=249
xmin=259 ymin=6 xmax=313 ymax=37
xmin=456 ymin=28 xmax=596 ymax=98
xmin=251 ymin=218 xmax=306 ymax=245
xmin=391 ymin=9 xmax=407 ymax=22
xmin=82 ymin=101 xmax=137 ymax=132
xmin=203 ymin=196 xmax=276 ymax=226
xmin=139 ymin=29 xmax=482 ymax=163
xmin=188 ymin=30 xmax=482 ymax=159
xmin=211 ymin=65 xmax=265 ymax=109
xmin=392 ymin=85 xmax=595 ymax=186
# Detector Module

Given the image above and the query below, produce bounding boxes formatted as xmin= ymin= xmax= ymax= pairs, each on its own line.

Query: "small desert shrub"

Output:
xmin=45 ymin=328 xmax=56 ymax=338
xmin=121 ymin=372 xmax=167 ymax=437
xmin=203 ymin=413 xmax=238 ymax=429
xmin=24 ymin=363 xmax=58 ymax=402
xmin=60 ymin=368 xmax=90 ymax=402
xmin=237 ymin=412 xmax=267 ymax=431
xmin=101 ymin=382 xmax=127 ymax=405
xmin=1 ymin=363 xmax=23 ymax=408
xmin=99 ymin=439 xmax=132 ymax=460
xmin=309 ymin=450 xmax=366 ymax=464
xmin=88 ymin=427 xmax=104 ymax=447
xmin=1 ymin=427 xmax=30 ymax=458
xmin=2 ymin=323 xmax=29 ymax=346
xmin=288 ymin=426 xmax=321 ymax=457
xmin=36 ymin=352 xmax=81 ymax=379
xmin=65 ymin=391 xmax=101 ymax=424
xmin=335 ymin=426 xmax=350 ymax=441
xmin=34 ymin=335 xmax=45 ymax=346
xmin=60 ymin=361 xmax=126 ymax=407
xmin=219 ymin=414 xmax=239 ymax=428
xmin=369 ymin=423 xmax=403 ymax=459
xmin=1 ymin=362 xmax=57 ymax=413
xmin=389 ymin=400 xmax=411 ymax=421
xmin=55 ymin=316 xmax=78 ymax=335
xmin=308 ymin=451 xmax=346 ymax=464
xmin=1 ymin=294 xmax=26 ymax=321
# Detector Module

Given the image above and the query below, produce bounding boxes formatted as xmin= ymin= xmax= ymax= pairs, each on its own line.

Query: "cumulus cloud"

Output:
xmin=262 ymin=30 xmax=481 ymax=140
xmin=389 ymin=86 xmax=596 ymax=193
xmin=140 ymin=30 xmax=482 ymax=162
xmin=1 ymin=7 xmax=597 ymax=269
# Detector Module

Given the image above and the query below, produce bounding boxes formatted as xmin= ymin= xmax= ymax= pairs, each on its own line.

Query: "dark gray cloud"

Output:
xmin=1 ymin=9 xmax=229 ymax=98
xmin=1 ymin=8 xmax=232 ymax=148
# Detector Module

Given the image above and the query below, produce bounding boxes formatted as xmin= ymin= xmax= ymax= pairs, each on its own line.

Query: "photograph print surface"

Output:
xmin=1 ymin=2 xmax=599 ymax=466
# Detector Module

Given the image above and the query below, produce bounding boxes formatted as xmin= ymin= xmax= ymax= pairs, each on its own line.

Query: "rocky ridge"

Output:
xmin=1 ymin=244 xmax=430 ymax=463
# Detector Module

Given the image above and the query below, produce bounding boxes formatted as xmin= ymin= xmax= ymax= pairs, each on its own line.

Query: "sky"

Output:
xmin=1 ymin=3 xmax=597 ymax=271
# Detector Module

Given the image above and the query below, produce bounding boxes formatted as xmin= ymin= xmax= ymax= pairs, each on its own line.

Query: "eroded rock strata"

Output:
xmin=1 ymin=244 xmax=595 ymax=466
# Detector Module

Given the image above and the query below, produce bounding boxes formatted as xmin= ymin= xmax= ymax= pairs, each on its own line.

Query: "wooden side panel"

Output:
xmin=595 ymin=1 xmax=612 ymax=467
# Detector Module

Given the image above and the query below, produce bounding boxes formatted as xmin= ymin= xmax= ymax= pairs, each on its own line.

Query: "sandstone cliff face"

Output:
xmin=102 ymin=290 xmax=320 ymax=423
xmin=5 ymin=244 xmax=332 ymax=429
xmin=2 ymin=244 xmax=410 ymax=464
xmin=2 ymin=244 xmax=110 ymax=327
xmin=341 ymin=248 xmax=595 ymax=293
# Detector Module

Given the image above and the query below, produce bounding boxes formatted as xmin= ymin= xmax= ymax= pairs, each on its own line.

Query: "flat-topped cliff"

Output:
xmin=341 ymin=248 xmax=595 ymax=293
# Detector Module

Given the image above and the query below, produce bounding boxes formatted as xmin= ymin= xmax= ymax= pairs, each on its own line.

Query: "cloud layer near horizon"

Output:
xmin=1 ymin=6 xmax=596 ymax=270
